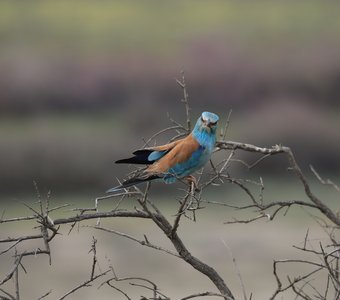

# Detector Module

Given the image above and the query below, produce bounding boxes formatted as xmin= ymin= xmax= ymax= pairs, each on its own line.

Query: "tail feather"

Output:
xmin=106 ymin=175 xmax=160 ymax=193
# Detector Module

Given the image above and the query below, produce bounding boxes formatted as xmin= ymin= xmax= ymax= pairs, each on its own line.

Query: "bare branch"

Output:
xmin=57 ymin=270 xmax=110 ymax=300
xmin=310 ymin=165 xmax=340 ymax=193
xmin=270 ymin=259 xmax=327 ymax=300
xmin=216 ymin=141 xmax=340 ymax=227
xmin=0 ymin=254 xmax=23 ymax=286
xmin=41 ymin=225 xmax=51 ymax=265
xmin=0 ymin=215 xmax=37 ymax=224
xmin=102 ymin=280 xmax=132 ymax=300
xmin=216 ymin=141 xmax=285 ymax=155
xmin=89 ymin=236 xmax=98 ymax=280
xmin=220 ymin=109 xmax=232 ymax=141
xmin=0 ymin=288 xmax=15 ymax=300
xmin=171 ymin=185 xmax=194 ymax=237
xmin=88 ymin=225 xmax=180 ymax=258
xmin=37 ymin=290 xmax=52 ymax=300
xmin=100 ymin=264 xmax=169 ymax=300
xmin=284 ymin=147 xmax=340 ymax=227
xmin=136 ymin=196 xmax=235 ymax=299
xmin=176 ymin=70 xmax=191 ymax=131
xmin=14 ymin=265 xmax=19 ymax=300
xmin=0 ymin=233 xmax=43 ymax=244
xmin=52 ymin=210 xmax=150 ymax=226
xmin=221 ymin=240 xmax=248 ymax=300
xmin=224 ymin=214 xmax=269 ymax=225
xmin=180 ymin=291 xmax=233 ymax=300
xmin=142 ymin=125 xmax=184 ymax=148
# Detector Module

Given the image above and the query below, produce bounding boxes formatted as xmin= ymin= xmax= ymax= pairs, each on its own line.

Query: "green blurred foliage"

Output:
xmin=1 ymin=1 xmax=340 ymax=53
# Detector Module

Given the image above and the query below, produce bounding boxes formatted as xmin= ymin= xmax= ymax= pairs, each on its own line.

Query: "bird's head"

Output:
xmin=195 ymin=111 xmax=219 ymax=134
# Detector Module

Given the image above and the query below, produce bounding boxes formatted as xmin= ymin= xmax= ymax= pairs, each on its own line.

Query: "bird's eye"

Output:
xmin=210 ymin=121 xmax=217 ymax=126
xmin=201 ymin=116 xmax=206 ymax=123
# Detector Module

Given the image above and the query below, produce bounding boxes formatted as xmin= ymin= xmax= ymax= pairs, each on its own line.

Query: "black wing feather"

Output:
xmin=115 ymin=149 xmax=169 ymax=165
xmin=115 ymin=149 xmax=155 ymax=165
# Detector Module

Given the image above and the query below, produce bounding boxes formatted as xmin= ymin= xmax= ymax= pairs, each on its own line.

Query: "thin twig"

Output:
xmin=103 ymin=280 xmax=132 ymax=300
xmin=172 ymin=187 xmax=193 ymax=237
xmin=57 ymin=270 xmax=110 ymax=300
xmin=89 ymin=237 xmax=98 ymax=280
xmin=0 ymin=254 xmax=23 ymax=285
xmin=14 ymin=265 xmax=19 ymax=300
xmin=221 ymin=240 xmax=248 ymax=300
xmin=180 ymin=291 xmax=233 ymax=300
xmin=0 ymin=288 xmax=15 ymax=300
xmin=176 ymin=70 xmax=191 ymax=131
xmin=142 ymin=125 xmax=184 ymax=148
xmin=310 ymin=165 xmax=340 ymax=193
xmin=88 ymin=225 xmax=180 ymax=258
xmin=220 ymin=109 xmax=232 ymax=140
xmin=37 ymin=290 xmax=52 ymax=300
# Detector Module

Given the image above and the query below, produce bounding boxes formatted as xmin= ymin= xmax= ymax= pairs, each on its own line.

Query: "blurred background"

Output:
xmin=1 ymin=1 xmax=340 ymax=299
xmin=1 ymin=0 xmax=340 ymax=196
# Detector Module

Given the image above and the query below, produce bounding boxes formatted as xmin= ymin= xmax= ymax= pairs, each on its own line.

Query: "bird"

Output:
xmin=106 ymin=111 xmax=219 ymax=193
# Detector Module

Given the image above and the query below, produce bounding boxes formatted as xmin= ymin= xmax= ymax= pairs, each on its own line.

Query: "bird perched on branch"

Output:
xmin=106 ymin=111 xmax=219 ymax=193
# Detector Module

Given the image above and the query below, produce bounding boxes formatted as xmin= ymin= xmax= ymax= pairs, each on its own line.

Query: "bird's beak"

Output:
xmin=201 ymin=122 xmax=211 ymax=132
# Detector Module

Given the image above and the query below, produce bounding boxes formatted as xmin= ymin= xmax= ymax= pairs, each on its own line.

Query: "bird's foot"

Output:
xmin=183 ymin=175 xmax=200 ymax=193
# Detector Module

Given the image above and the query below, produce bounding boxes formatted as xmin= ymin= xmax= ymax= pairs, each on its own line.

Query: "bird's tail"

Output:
xmin=106 ymin=175 xmax=160 ymax=193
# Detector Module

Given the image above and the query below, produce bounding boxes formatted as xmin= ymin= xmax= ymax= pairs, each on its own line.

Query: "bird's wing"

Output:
xmin=108 ymin=139 xmax=189 ymax=193
xmin=146 ymin=139 xmax=183 ymax=152
xmin=146 ymin=134 xmax=201 ymax=174
xmin=115 ymin=139 xmax=183 ymax=165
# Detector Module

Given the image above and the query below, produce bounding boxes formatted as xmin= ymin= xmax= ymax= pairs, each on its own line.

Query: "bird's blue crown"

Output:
xmin=201 ymin=111 xmax=219 ymax=124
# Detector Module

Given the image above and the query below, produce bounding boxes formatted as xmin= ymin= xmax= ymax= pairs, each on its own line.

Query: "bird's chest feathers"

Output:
xmin=193 ymin=130 xmax=216 ymax=153
xmin=191 ymin=145 xmax=211 ymax=166
xmin=189 ymin=132 xmax=216 ymax=166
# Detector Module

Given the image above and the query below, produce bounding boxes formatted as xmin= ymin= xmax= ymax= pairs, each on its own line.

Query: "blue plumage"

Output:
xmin=164 ymin=145 xmax=206 ymax=183
xmin=107 ymin=111 xmax=219 ymax=192
xmin=163 ymin=111 xmax=218 ymax=181
xmin=148 ymin=150 xmax=167 ymax=162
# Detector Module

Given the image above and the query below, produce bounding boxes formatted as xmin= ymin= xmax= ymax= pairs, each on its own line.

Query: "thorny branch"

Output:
xmin=57 ymin=270 xmax=110 ymax=300
xmin=1 ymin=73 xmax=339 ymax=299
xmin=99 ymin=266 xmax=170 ymax=300
xmin=176 ymin=70 xmax=191 ymax=132
xmin=88 ymin=225 xmax=181 ymax=258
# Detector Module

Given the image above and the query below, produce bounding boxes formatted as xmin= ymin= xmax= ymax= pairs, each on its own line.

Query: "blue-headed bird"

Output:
xmin=107 ymin=112 xmax=219 ymax=193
